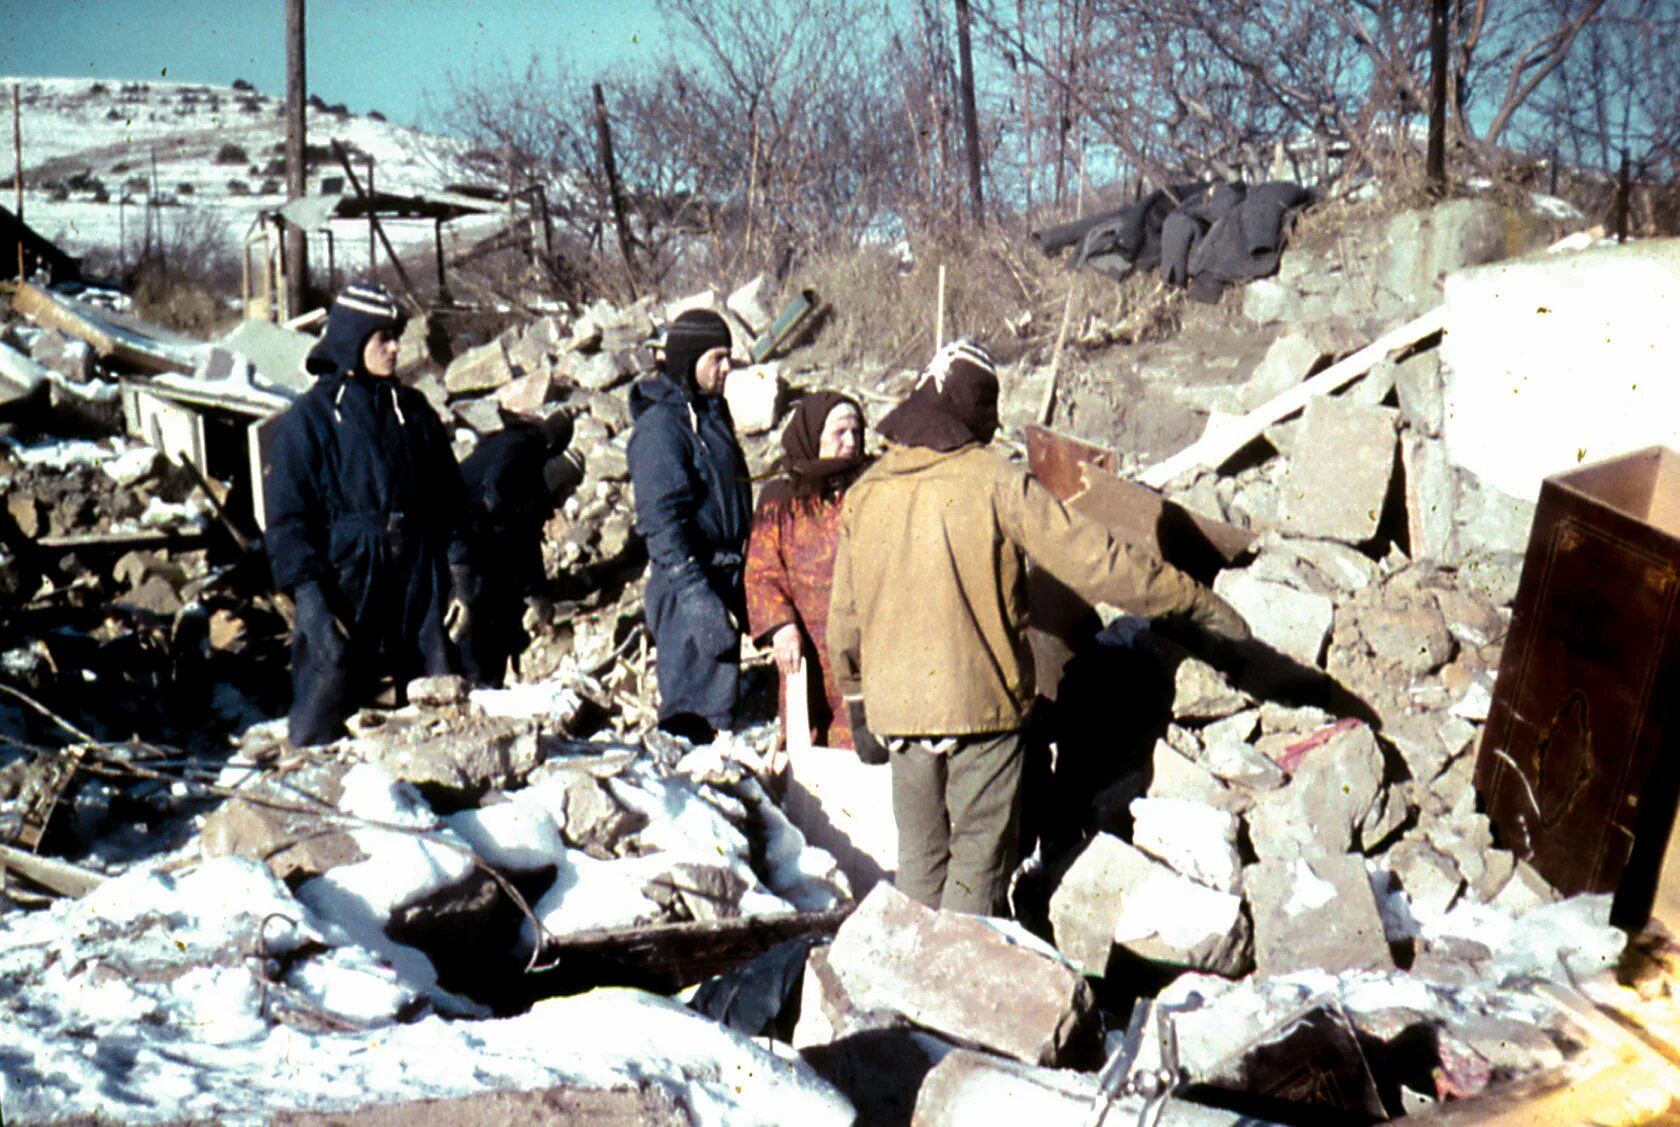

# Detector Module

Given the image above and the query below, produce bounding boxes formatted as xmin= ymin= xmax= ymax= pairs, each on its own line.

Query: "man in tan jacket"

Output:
xmin=828 ymin=339 xmax=1249 ymax=915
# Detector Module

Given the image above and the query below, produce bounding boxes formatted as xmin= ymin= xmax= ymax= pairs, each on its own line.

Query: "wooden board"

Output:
xmin=783 ymin=745 xmax=897 ymax=897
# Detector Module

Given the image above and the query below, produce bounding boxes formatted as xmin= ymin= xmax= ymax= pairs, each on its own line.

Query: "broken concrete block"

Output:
xmin=1348 ymin=356 xmax=1397 ymax=406
xmin=723 ymin=362 xmax=783 ymax=435
xmin=1360 ymin=594 xmax=1453 ymax=677
xmin=912 ymin=1050 xmax=1121 ymax=1126
xmin=1278 ymin=396 xmax=1399 ymax=543
xmin=408 ymin=675 xmax=470 ymax=707
xmin=1452 ymin=468 xmax=1536 ymax=556
xmin=643 ymin=861 xmax=747 ymax=922
xmin=201 ymin=763 xmax=363 ymax=884
xmin=792 ymin=943 xmax=911 ymax=1050
xmin=1148 ymin=740 xmax=1230 ymax=807
xmin=444 ymin=338 xmax=513 ymax=395
xmin=1281 ymin=538 xmax=1380 ymax=594
xmin=1382 ymin=832 xmax=1464 ymax=922
xmin=28 ymin=332 xmax=95 ymax=383
xmin=1246 ymin=855 xmax=1395 ymax=977
xmin=1490 ymin=859 xmax=1560 ymax=915
xmin=561 ymin=349 xmax=632 ymax=392
xmin=1049 ymin=834 xmax=1250 ymax=978
xmin=1243 ymin=332 xmax=1324 ymax=410
xmin=357 ymin=714 xmax=545 ymax=803
xmin=1213 ymin=570 xmax=1334 ymax=667
xmin=1403 ymin=433 xmax=1457 ymax=563
xmin=538 ymin=768 xmax=648 ymax=860
xmin=1171 ymin=657 xmax=1253 ymax=722
xmin=1394 ymin=349 xmax=1445 ymax=437
xmin=1247 ymin=721 xmax=1386 ymax=862
xmin=1130 ymin=797 xmax=1242 ymax=892
xmin=495 ymin=370 xmax=557 ymax=418
xmin=1200 ymin=738 xmax=1285 ymax=791
xmin=451 ymin=396 xmax=505 ymax=435
xmin=726 ymin=274 xmax=774 ymax=335
xmin=1201 ymin=708 xmax=1259 ymax=748
xmin=825 ymin=883 xmax=1095 ymax=1065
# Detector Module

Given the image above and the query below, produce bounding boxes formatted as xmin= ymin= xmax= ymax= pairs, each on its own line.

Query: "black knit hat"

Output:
xmin=661 ymin=308 xmax=734 ymax=396
xmin=305 ymin=281 xmax=407 ymax=380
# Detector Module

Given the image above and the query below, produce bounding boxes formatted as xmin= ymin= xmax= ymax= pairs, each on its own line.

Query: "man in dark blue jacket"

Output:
xmin=263 ymin=282 xmax=475 ymax=745
xmin=627 ymin=308 xmax=752 ymax=741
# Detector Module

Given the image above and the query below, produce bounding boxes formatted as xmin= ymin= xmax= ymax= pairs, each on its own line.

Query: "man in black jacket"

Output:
xmin=263 ymin=282 xmax=475 ymax=745
xmin=627 ymin=308 xmax=752 ymax=741
xmin=458 ymin=408 xmax=584 ymax=686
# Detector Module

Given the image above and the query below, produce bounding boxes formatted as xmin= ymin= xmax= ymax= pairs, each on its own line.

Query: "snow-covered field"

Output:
xmin=2 ymin=76 xmax=493 ymax=268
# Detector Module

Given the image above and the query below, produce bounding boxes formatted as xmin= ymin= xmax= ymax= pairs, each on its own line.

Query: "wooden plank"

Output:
xmin=1138 ymin=305 xmax=1446 ymax=488
xmin=0 ymin=842 xmax=103 ymax=898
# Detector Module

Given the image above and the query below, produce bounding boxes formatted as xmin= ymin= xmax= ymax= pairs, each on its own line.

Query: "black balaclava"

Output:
xmin=875 ymin=339 xmax=1000 ymax=452
xmin=304 ymin=281 xmax=407 ymax=382
xmin=661 ymin=308 xmax=734 ymax=397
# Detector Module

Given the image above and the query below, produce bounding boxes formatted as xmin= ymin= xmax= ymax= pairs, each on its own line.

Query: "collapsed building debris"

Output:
xmin=7 ymin=200 xmax=1680 ymax=1124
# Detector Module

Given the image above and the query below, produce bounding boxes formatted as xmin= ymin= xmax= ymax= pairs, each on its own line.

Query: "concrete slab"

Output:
xmin=1440 ymin=238 xmax=1680 ymax=501
xmin=1278 ymin=396 xmax=1399 ymax=543
xmin=1246 ymin=855 xmax=1394 ymax=977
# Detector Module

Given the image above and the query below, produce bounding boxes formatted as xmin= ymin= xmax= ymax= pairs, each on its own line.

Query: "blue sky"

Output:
xmin=0 ymin=0 xmax=668 ymax=130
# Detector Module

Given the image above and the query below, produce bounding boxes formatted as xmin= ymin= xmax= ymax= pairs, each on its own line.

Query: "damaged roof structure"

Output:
xmin=6 ymin=183 xmax=1680 ymax=1126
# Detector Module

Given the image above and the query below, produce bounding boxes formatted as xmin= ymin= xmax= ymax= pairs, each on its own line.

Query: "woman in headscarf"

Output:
xmin=744 ymin=391 xmax=867 ymax=749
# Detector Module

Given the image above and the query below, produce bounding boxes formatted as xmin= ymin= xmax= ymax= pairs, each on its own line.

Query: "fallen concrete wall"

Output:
xmin=1440 ymin=238 xmax=1680 ymax=501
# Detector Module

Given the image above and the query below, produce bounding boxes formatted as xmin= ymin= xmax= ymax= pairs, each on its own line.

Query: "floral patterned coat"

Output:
xmin=743 ymin=492 xmax=853 ymax=749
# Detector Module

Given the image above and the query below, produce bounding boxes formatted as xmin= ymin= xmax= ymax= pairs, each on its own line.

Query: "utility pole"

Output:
xmin=1427 ymin=0 xmax=1448 ymax=187
xmin=284 ymin=0 xmax=310 ymax=317
xmin=955 ymin=0 xmax=984 ymax=223
xmin=592 ymin=82 xmax=637 ymax=295
xmin=12 ymin=85 xmax=22 ymax=281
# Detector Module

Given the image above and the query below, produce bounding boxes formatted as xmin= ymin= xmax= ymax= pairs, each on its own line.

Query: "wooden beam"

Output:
xmin=0 ymin=842 xmax=103 ymax=898
xmin=1138 ymin=306 xmax=1446 ymax=488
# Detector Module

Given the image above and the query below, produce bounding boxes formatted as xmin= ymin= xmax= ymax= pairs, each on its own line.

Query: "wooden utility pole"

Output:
xmin=1427 ymin=0 xmax=1448 ymax=186
xmin=12 ymin=86 xmax=22 ymax=281
xmin=955 ymin=0 xmax=984 ymax=223
xmin=592 ymin=82 xmax=637 ymax=294
xmin=284 ymin=0 xmax=310 ymax=317
xmin=1616 ymin=151 xmax=1630 ymax=244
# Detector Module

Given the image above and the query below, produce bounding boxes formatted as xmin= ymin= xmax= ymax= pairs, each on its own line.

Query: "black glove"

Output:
xmin=847 ymin=700 xmax=889 ymax=765
xmin=676 ymin=575 xmax=740 ymax=659
xmin=293 ymin=581 xmax=348 ymax=667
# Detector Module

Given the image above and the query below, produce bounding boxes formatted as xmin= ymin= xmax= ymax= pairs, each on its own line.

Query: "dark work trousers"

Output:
xmin=890 ymin=730 xmax=1025 ymax=915
xmin=644 ymin=558 xmax=745 ymax=739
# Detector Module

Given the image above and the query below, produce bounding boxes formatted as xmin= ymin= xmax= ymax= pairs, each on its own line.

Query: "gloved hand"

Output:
xmin=449 ymin=562 xmax=481 ymax=607
xmin=1185 ymin=586 xmax=1252 ymax=645
xmin=679 ymin=578 xmax=740 ymax=659
xmin=293 ymin=581 xmax=348 ymax=667
xmin=846 ymin=700 xmax=889 ymax=765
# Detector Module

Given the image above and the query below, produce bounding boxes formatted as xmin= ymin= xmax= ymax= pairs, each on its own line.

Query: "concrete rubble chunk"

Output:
xmin=1348 ymin=355 xmax=1396 ymax=406
xmin=451 ymin=396 xmax=505 ymax=435
xmin=1403 ymin=433 xmax=1458 ymax=563
xmin=561 ymin=349 xmax=632 ymax=392
xmin=1358 ymin=594 xmax=1454 ymax=677
xmin=1278 ymin=396 xmax=1399 ymax=543
xmin=1244 ymin=332 xmax=1324 ymax=410
xmin=1246 ymin=854 xmax=1395 ymax=977
xmin=200 ymin=762 xmax=363 ymax=884
xmin=1200 ymin=738 xmax=1285 ymax=791
xmin=1247 ymin=721 xmax=1386 ymax=862
xmin=355 ymin=713 xmax=547 ymax=803
xmin=1280 ymin=538 xmax=1380 ymax=594
xmin=495 ymin=370 xmax=557 ymax=418
xmin=1393 ymin=348 xmax=1445 ymax=436
xmin=408 ymin=674 xmax=470 ymax=707
xmin=1213 ymin=570 xmax=1334 ymax=667
xmin=1131 ymin=797 xmax=1242 ymax=892
xmin=792 ymin=943 xmax=912 ymax=1050
xmin=1171 ymin=656 xmax=1253 ymax=722
xmin=1049 ymin=834 xmax=1250 ymax=979
xmin=1490 ymin=859 xmax=1561 ymax=915
xmin=1382 ymin=832 xmax=1465 ymax=922
xmin=444 ymin=338 xmax=513 ymax=396
xmin=824 ymin=883 xmax=1095 ymax=1065
xmin=547 ymin=768 xmax=650 ymax=859
xmin=722 ymin=362 xmax=783 ymax=435
xmin=801 ymin=1028 xmax=951 ymax=1127
xmin=726 ymin=274 xmax=774 ymax=335
xmin=28 ymin=332 xmax=95 ymax=383
xmin=642 ymin=860 xmax=747 ymax=922
xmin=1200 ymin=708 xmax=1259 ymax=748
xmin=1148 ymin=739 xmax=1231 ymax=807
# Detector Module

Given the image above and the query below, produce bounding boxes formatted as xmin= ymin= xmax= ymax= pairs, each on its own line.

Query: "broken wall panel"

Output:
xmin=1475 ymin=446 xmax=1680 ymax=928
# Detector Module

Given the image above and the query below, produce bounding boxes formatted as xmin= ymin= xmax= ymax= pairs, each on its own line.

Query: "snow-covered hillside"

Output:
xmin=1 ymin=77 xmax=492 ymax=270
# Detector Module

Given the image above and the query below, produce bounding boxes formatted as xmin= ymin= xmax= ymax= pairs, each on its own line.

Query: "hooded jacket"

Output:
xmin=263 ymin=319 xmax=470 ymax=648
xmin=828 ymin=442 xmax=1209 ymax=737
xmin=627 ymin=370 xmax=752 ymax=592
